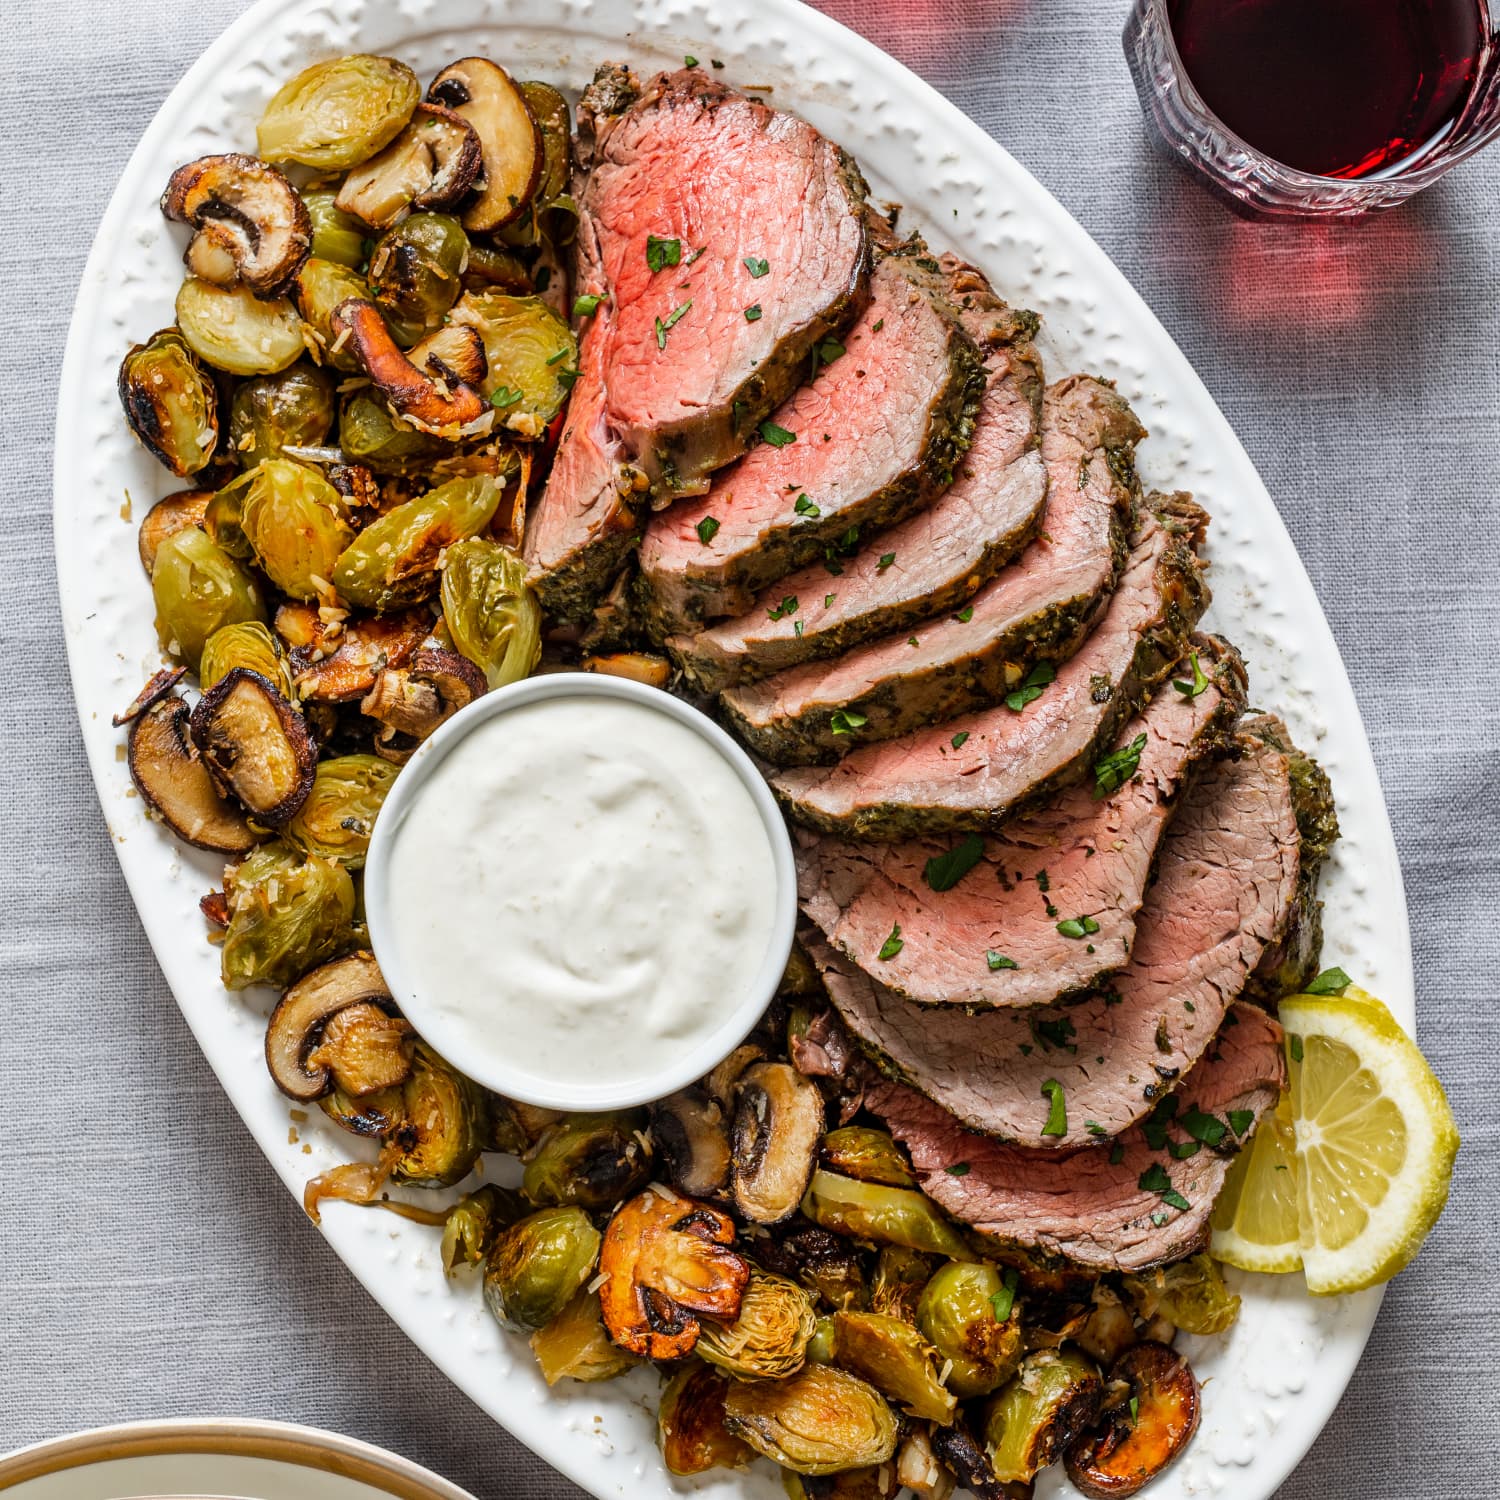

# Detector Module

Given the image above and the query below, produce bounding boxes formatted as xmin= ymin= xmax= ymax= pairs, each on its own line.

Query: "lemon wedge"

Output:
xmin=1209 ymin=1092 xmax=1302 ymax=1273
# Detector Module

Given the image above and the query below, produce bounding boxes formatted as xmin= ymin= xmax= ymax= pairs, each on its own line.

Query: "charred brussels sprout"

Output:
xmin=368 ymin=213 xmax=468 ymax=345
xmin=522 ymin=1111 xmax=652 ymax=1210
xmin=175 ymin=277 xmax=306 ymax=376
xmin=294 ymin=258 xmax=372 ymax=372
xmin=807 ymin=1315 xmax=838 ymax=1365
xmin=869 ymin=1246 xmax=935 ymax=1323
xmin=452 ymin=291 xmax=575 ymax=438
xmin=389 ymin=1042 xmax=488 ymax=1186
xmin=219 ymin=842 xmax=356 ymax=990
xmin=916 ymin=1262 xmax=1024 ymax=1400
xmin=698 ymin=1270 xmax=818 ymax=1382
xmin=982 ymin=1348 xmax=1103 ymax=1484
xmin=722 ymin=1364 xmax=898 ymax=1476
xmin=801 ymin=1170 xmax=969 ymax=1260
xmin=199 ymin=620 xmax=294 ymax=696
xmin=151 ymin=527 xmax=268 ymax=673
xmin=441 ymin=1184 xmax=527 ymax=1274
xmin=830 ymin=1310 xmax=955 ymax=1424
xmin=229 ymin=365 xmax=337 ymax=468
xmin=119 ymin=328 xmax=219 ymax=476
xmin=484 ymin=1206 xmax=601 ymax=1333
xmin=531 ymin=1288 xmax=640 ymax=1385
xmin=338 ymin=388 xmax=442 ymax=473
xmin=283 ymin=754 xmax=398 ymax=868
xmin=439 ymin=537 xmax=541 ymax=690
xmin=1121 ymin=1254 xmax=1240 ymax=1337
xmin=301 ymin=191 xmax=368 ymax=268
xmin=332 ymin=474 xmax=502 ymax=610
xmin=257 ymin=54 xmax=421 ymax=170
xmin=520 ymin=80 xmax=571 ymax=205
xmin=820 ymin=1128 xmax=917 ymax=1190
xmin=658 ymin=1362 xmax=754 ymax=1476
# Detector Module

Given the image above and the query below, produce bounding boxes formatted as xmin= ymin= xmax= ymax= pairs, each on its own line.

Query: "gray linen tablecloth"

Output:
xmin=1 ymin=1 xmax=1495 ymax=1493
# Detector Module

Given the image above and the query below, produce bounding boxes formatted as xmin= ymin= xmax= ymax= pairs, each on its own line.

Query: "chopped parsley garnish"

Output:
xmin=1151 ymin=1210 xmax=1170 ymax=1227
xmin=1139 ymin=1162 xmax=1191 ymax=1212
xmin=545 ymin=347 xmax=570 ymax=364
xmin=924 ymin=834 xmax=986 ymax=892
xmin=695 ymin=516 xmax=720 ymax=545
xmin=1109 ymin=1143 xmax=1125 ymax=1165
xmin=872 ymin=317 xmax=885 ymax=332
xmin=489 ymin=385 xmax=523 ymax=408
xmin=1227 ymin=1109 xmax=1254 ymax=1136
xmin=1040 ymin=1078 xmax=1068 ymax=1137
xmin=1085 ymin=1120 xmax=1107 ymax=1136
xmin=815 ymin=336 xmax=846 ymax=367
xmin=767 ymin=595 xmax=799 ymax=621
xmin=794 ymin=620 xmax=804 ymax=638
xmin=878 ymin=923 xmax=904 ymax=961
xmin=1056 ymin=915 xmax=1101 ymax=940
xmin=877 ymin=552 xmax=896 ymax=571
xmin=1093 ymin=733 xmax=1148 ymax=798
xmin=572 ymin=292 xmax=607 ymax=317
xmin=683 ymin=53 xmax=698 ymax=65
xmin=1290 ymin=1034 xmax=1305 ymax=1063
xmin=955 ymin=605 xmax=974 ymax=622
xmin=1182 ymin=1107 xmax=1228 ymax=1146
xmin=824 ymin=593 xmax=836 ymax=608
xmin=1034 ymin=1015 xmax=1077 ymax=1052
xmin=1141 ymin=1095 xmax=1179 ymax=1151
xmin=1172 ymin=650 xmax=1209 ymax=699
xmin=989 ymin=1267 xmax=1020 ymax=1322
xmin=555 ymin=364 xmax=582 ymax=389
xmin=987 ymin=951 xmax=1017 ymax=971
xmin=830 ymin=709 xmax=868 ymax=736
xmin=1306 ymin=966 xmax=1352 ymax=995
xmin=686 ymin=245 xmax=707 ymax=265
xmin=1036 ymin=869 xmax=1050 ymax=893
xmin=1005 ymin=661 xmax=1055 ymax=713
xmin=646 ymin=235 xmax=682 ymax=272
xmin=951 ymin=731 xmax=969 ymax=750
xmin=1129 ymin=1396 xmax=1140 ymax=1424
xmin=744 ymin=304 xmax=763 ymax=321
xmin=744 ymin=255 xmax=770 ymax=277
xmin=655 ymin=299 xmax=692 ymax=347
xmin=944 ymin=1162 xmax=971 ymax=1176
xmin=794 ymin=493 xmax=821 ymax=518
xmin=760 ymin=420 xmax=797 ymax=447
xmin=1170 ymin=1140 xmax=1202 ymax=1159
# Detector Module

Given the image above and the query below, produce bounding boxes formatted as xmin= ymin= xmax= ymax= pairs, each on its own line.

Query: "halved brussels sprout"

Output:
xmin=1121 ymin=1253 xmax=1240 ymax=1337
xmin=869 ymin=1246 xmax=935 ymax=1323
xmin=319 ymin=1082 xmax=402 ymax=1139
xmin=219 ymin=842 xmax=356 ymax=990
xmin=484 ymin=1206 xmax=601 ymax=1333
xmin=801 ymin=1170 xmax=970 ymax=1260
xmin=451 ymin=291 xmax=575 ymax=438
xmin=982 ymin=1349 xmax=1103 ymax=1484
xmin=257 ymin=54 xmax=421 ymax=171
xmin=916 ymin=1262 xmax=1024 ymax=1400
xmin=208 ymin=458 xmax=354 ymax=600
xmin=294 ymin=258 xmax=372 ymax=372
xmin=338 ymin=388 xmax=443 ymax=473
xmin=722 ymin=1364 xmax=898 ymax=1476
xmin=427 ymin=57 xmax=542 ymax=233
xmin=264 ymin=949 xmax=394 ymax=1101
xmin=368 ymin=213 xmax=468 ymax=345
xmin=439 ymin=536 xmax=541 ymax=690
xmin=335 ymin=103 xmax=482 ymax=230
xmin=699 ymin=1270 xmax=818 ymax=1381
xmin=530 ymin=1288 xmax=640 ymax=1385
xmin=200 ymin=620 xmax=294 ymax=696
xmin=151 ymin=526 xmax=268 ymax=673
xmin=831 ymin=1310 xmax=955 ymax=1424
xmin=658 ymin=1361 xmax=754 ymax=1476
xmin=138 ymin=489 xmax=212 ymax=576
xmin=190 ymin=667 xmax=317 ymax=823
xmin=389 ymin=1042 xmax=488 ymax=1186
xmin=282 ymin=754 xmax=398 ymax=868
xmin=332 ymin=474 xmax=502 ymax=610
xmin=119 ymin=328 xmax=219 ymax=477
xmin=807 ymin=1315 xmax=838 ymax=1364
xmin=650 ymin=1088 xmax=732 ymax=1200
xmin=175 ymin=277 xmax=307 ymax=376
xmin=441 ymin=1184 xmax=526 ymax=1274
xmin=462 ymin=243 xmax=533 ymax=294
xmin=820 ymin=1129 xmax=917 ymax=1190
xmin=301 ymin=191 xmax=368 ymax=268
xmin=519 ymin=81 xmax=571 ymax=206
xmin=522 ymin=1111 xmax=652 ymax=1211
xmin=229 ymin=366 xmax=337 ymax=467
xmin=731 ymin=1062 xmax=825 ymax=1225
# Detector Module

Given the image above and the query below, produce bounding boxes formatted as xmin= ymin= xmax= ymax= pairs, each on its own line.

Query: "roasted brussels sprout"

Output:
xmin=200 ymin=620 xmax=295 ymax=696
xmin=916 ymin=1262 xmax=1025 ymax=1400
xmin=807 ymin=1314 xmax=838 ymax=1364
xmin=1065 ymin=1342 xmax=1200 ymax=1499
xmin=522 ymin=1111 xmax=651 ymax=1210
xmin=831 ymin=1310 xmax=955 ymax=1424
xmin=519 ymin=80 xmax=571 ymax=206
xmin=462 ymin=243 xmax=533 ymax=294
xmin=293 ymin=258 xmax=372 ymax=372
xmin=368 ymin=213 xmax=468 ymax=345
xmin=283 ymin=754 xmax=398 ymax=868
xmin=483 ymin=1206 xmax=601 ymax=1333
xmin=801 ymin=1170 xmax=970 ymax=1260
xmin=301 ymin=190 xmax=368 ymax=268
xmin=820 ymin=1128 xmax=917 ymax=1190
xmin=658 ymin=1361 xmax=754 ymax=1476
xmin=869 ymin=1246 xmax=935 ymax=1323
xmin=732 ymin=1062 xmax=825 ymax=1225
xmin=336 ymin=103 xmax=482 ymax=229
xmin=439 ymin=537 xmax=541 ymax=690
xmin=190 ymin=667 xmax=317 ymax=823
xmin=441 ymin=1184 xmax=527 ymax=1274
xmin=451 ymin=292 xmax=575 ymax=438
xmin=389 ymin=1041 xmax=488 ymax=1186
xmin=151 ymin=526 xmax=268 ymax=673
xmin=427 ymin=57 xmax=542 ymax=233
xmin=229 ymin=365 xmax=337 ymax=467
xmin=208 ymin=459 xmax=354 ymax=600
xmin=119 ymin=328 xmax=219 ymax=477
xmin=257 ymin=54 xmax=421 ymax=171
xmin=338 ymin=388 xmax=443 ymax=472
xmin=175 ymin=277 xmax=306 ymax=376
xmin=319 ymin=1081 xmax=403 ymax=1138
xmin=722 ymin=1364 xmax=898 ymax=1476
xmin=982 ymin=1348 xmax=1103 ymax=1484
xmin=1121 ymin=1254 xmax=1240 ymax=1337
xmin=332 ymin=474 xmax=502 ymax=610
xmin=896 ymin=1427 xmax=956 ymax=1500
xmin=650 ymin=1087 xmax=732 ymax=1199
xmin=699 ymin=1270 xmax=818 ymax=1381
xmin=138 ymin=489 xmax=212 ymax=575
xmin=531 ymin=1288 xmax=640 ymax=1385
xmin=264 ymin=949 xmax=395 ymax=1101
xmin=219 ymin=842 xmax=356 ymax=990
xmin=599 ymin=1190 xmax=750 ymax=1359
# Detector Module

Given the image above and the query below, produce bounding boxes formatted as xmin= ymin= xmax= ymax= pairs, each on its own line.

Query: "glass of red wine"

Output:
xmin=1125 ymin=0 xmax=1500 ymax=216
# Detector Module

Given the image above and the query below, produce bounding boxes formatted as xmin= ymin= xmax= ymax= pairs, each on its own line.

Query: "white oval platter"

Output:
xmin=55 ymin=1 xmax=1412 ymax=1497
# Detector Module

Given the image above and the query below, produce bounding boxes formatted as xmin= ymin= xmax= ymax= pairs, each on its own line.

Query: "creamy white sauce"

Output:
xmin=384 ymin=695 xmax=779 ymax=1095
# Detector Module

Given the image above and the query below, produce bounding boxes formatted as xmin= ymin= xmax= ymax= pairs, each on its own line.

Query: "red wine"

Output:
xmin=1167 ymin=0 xmax=1487 ymax=177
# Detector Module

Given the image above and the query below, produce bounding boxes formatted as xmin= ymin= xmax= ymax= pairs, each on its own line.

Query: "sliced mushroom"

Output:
xmin=276 ymin=603 xmax=435 ymax=704
xmin=582 ymin=652 xmax=672 ymax=688
xmin=361 ymin=645 xmax=485 ymax=762
xmin=929 ymin=1419 xmax=1028 ymax=1500
xmin=598 ymin=1190 xmax=750 ymax=1359
xmin=113 ymin=665 xmax=188 ymax=727
xmin=332 ymin=298 xmax=489 ymax=435
xmin=651 ymin=1088 xmax=732 ymax=1199
xmin=897 ymin=1427 xmax=957 ymax=1500
xmin=306 ymin=1002 xmax=416 ymax=1096
xmin=703 ymin=1042 xmax=766 ymax=1112
xmin=189 ymin=667 xmax=317 ymax=824
xmin=427 ymin=58 xmax=542 ymax=232
xmin=265 ymin=950 xmax=398 ymax=1102
xmin=335 ymin=103 xmax=483 ymax=229
xmin=138 ymin=490 xmax=211 ymax=576
xmin=1064 ymin=1343 xmax=1200 ymax=1499
xmin=161 ymin=153 xmax=312 ymax=298
xmin=731 ymin=1062 xmax=826 ymax=1225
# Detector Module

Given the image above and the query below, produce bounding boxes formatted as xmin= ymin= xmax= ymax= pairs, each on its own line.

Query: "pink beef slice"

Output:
xmin=668 ymin=256 xmax=1047 ymax=692
xmin=727 ymin=375 xmax=1143 ymax=765
xmin=868 ymin=1001 xmax=1286 ymax=1271
xmin=817 ymin=713 xmax=1332 ymax=1146
xmin=773 ymin=494 xmax=1211 ymax=834
xmin=794 ymin=636 xmax=1247 ymax=1010
xmin=637 ymin=240 xmax=986 ymax=634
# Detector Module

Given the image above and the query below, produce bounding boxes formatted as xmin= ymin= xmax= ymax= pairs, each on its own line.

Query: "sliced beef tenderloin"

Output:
xmin=868 ymin=1001 xmax=1286 ymax=1272
xmin=668 ymin=264 xmax=1046 ymax=692
xmin=818 ymin=712 xmax=1332 ymax=1146
xmin=730 ymin=376 xmax=1142 ymax=765
xmin=774 ymin=493 xmax=1209 ymax=835
xmin=637 ymin=238 xmax=986 ymax=633
xmin=796 ymin=638 xmax=1247 ymax=1011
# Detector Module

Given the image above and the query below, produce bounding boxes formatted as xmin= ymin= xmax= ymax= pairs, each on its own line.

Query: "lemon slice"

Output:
xmin=1280 ymin=985 xmax=1459 ymax=1296
xmin=1209 ymin=1092 xmax=1302 ymax=1273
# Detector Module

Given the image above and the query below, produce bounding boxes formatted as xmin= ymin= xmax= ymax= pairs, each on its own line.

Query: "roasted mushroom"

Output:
xmin=698 ymin=1270 xmax=818 ymax=1381
xmin=427 ymin=58 xmax=542 ymax=232
xmin=801 ymin=1169 xmax=970 ymax=1259
xmin=650 ymin=1088 xmax=732 ymax=1199
xmin=360 ymin=646 xmax=486 ymax=761
xmin=916 ymin=1262 xmax=1025 ymax=1399
xmin=257 ymin=54 xmax=421 ymax=171
xmin=218 ymin=842 xmax=356 ymax=990
xmin=162 ymin=153 xmax=312 ymax=298
xmin=820 ymin=1128 xmax=917 ymax=1189
xmin=151 ymin=527 xmax=268 ymax=673
xmin=276 ymin=603 xmax=434 ymax=702
xmin=190 ymin=667 xmax=318 ymax=824
xmin=897 ymin=1427 xmax=957 ymax=1500
xmin=175 ymin=277 xmax=306 ymax=377
xmin=582 ymin=652 xmax=672 ymax=688
xmin=113 ymin=666 xmax=188 ymax=728
xmin=335 ymin=103 xmax=483 ymax=229
xmin=721 ymin=1363 xmax=898 ymax=1476
xmin=484 ymin=1206 xmax=601 ymax=1333
xmin=137 ymin=489 xmax=212 ymax=575
xmin=658 ymin=1361 xmax=755 ymax=1476
xmin=264 ymin=950 xmax=399 ymax=1102
xmin=929 ymin=1419 xmax=1027 ymax=1500
xmin=531 ymin=1288 xmax=640 ymax=1385
xmin=731 ymin=1061 xmax=825 ymax=1224
xmin=1065 ymin=1342 xmax=1200 ymax=1499
xmin=521 ymin=1111 xmax=652 ymax=1211
xmin=783 ymin=1467 xmax=901 ymax=1500
xmin=982 ymin=1348 xmax=1104 ymax=1484
xmin=831 ymin=1310 xmax=956 ymax=1424
xmin=119 ymin=328 xmax=219 ymax=477
xmin=439 ymin=536 xmax=542 ymax=690
xmin=704 ymin=1042 xmax=766 ymax=1111
xmin=127 ymin=693 xmax=259 ymax=853
xmin=598 ymin=1190 xmax=750 ymax=1359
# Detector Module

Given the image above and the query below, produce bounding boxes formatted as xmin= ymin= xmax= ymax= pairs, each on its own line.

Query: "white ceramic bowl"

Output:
xmin=364 ymin=672 xmax=798 ymax=1110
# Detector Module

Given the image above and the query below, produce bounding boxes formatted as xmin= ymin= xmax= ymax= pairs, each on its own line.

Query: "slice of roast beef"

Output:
xmin=796 ymin=638 xmax=1246 ymax=1011
xmin=818 ymin=712 xmax=1333 ymax=1145
xmin=668 ymin=261 xmax=1046 ymax=692
xmin=724 ymin=375 xmax=1139 ymax=765
xmin=868 ymin=1001 xmax=1286 ymax=1271
xmin=774 ymin=494 xmax=1210 ymax=835
xmin=637 ymin=238 xmax=986 ymax=634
